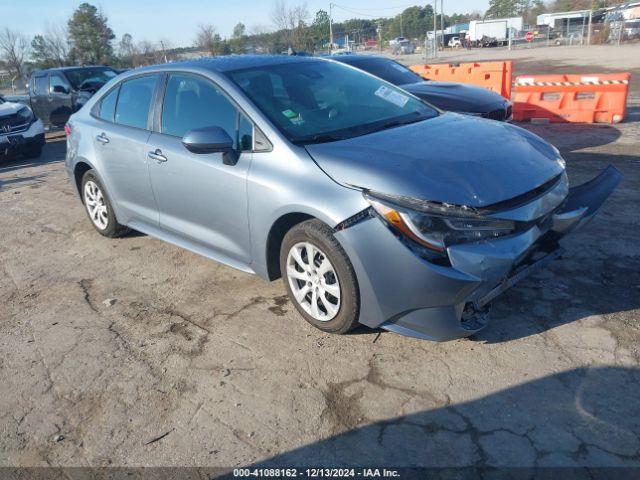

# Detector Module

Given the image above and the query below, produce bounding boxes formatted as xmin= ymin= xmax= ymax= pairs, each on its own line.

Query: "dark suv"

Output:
xmin=29 ymin=66 xmax=118 ymax=127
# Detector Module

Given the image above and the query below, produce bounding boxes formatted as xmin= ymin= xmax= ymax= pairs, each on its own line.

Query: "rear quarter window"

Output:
xmin=96 ymin=86 xmax=119 ymax=122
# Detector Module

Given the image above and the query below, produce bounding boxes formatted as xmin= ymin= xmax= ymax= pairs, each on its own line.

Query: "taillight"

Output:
xmin=64 ymin=123 xmax=71 ymax=136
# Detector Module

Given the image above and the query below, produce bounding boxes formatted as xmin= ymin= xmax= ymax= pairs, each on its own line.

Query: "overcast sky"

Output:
xmin=4 ymin=0 xmax=490 ymax=47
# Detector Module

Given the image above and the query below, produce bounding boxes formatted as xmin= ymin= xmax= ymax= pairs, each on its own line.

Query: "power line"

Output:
xmin=332 ymin=2 xmax=425 ymax=11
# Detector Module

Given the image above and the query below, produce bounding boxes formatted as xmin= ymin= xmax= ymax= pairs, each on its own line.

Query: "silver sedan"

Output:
xmin=64 ymin=55 xmax=620 ymax=341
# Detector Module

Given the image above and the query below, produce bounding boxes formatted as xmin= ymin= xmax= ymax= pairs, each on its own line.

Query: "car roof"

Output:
xmin=130 ymin=55 xmax=325 ymax=75
xmin=330 ymin=55 xmax=390 ymax=65
xmin=32 ymin=65 xmax=114 ymax=76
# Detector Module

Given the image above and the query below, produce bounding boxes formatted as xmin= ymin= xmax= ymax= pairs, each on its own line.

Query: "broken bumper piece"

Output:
xmin=335 ymin=165 xmax=622 ymax=341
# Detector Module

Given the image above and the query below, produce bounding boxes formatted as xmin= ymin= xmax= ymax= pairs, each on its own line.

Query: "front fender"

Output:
xmin=552 ymin=165 xmax=622 ymax=235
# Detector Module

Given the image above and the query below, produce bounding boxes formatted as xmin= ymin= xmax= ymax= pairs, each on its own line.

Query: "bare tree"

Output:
xmin=248 ymin=24 xmax=274 ymax=53
xmin=136 ymin=40 xmax=164 ymax=65
xmin=0 ymin=28 xmax=29 ymax=82
xmin=44 ymin=23 xmax=70 ymax=66
xmin=195 ymin=24 xmax=217 ymax=55
xmin=271 ymin=0 xmax=290 ymax=32
xmin=270 ymin=0 xmax=310 ymax=50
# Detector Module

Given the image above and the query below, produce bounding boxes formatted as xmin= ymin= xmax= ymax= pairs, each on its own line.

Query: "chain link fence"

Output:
xmin=510 ymin=20 xmax=639 ymax=51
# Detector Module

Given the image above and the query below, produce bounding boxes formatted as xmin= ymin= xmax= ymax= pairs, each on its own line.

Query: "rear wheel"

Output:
xmin=280 ymin=219 xmax=359 ymax=334
xmin=81 ymin=170 xmax=129 ymax=238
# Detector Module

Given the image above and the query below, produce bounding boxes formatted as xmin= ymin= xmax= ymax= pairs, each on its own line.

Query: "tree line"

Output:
xmin=0 ymin=0 xmax=628 ymax=87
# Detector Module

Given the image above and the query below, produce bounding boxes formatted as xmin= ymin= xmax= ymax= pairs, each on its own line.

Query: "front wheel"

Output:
xmin=81 ymin=170 xmax=129 ymax=238
xmin=280 ymin=219 xmax=360 ymax=334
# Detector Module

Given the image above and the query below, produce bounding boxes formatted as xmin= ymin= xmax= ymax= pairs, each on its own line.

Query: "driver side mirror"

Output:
xmin=182 ymin=126 xmax=239 ymax=165
xmin=52 ymin=85 xmax=69 ymax=95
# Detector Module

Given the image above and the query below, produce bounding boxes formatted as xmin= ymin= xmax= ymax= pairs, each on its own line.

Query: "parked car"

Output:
xmin=29 ymin=66 xmax=118 ymax=128
xmin=448 ymin=36 xmax=462 ymax=47
xmin=332 ymin=55 xmax=512 ymax=121
xmin=389 ymin=37 xmax=407 ymax=46
xmin=0 ymin=94 xmax=45 ymax=159
xmin=392 ymin=39 xmax=415 ymax=55
xmin=478 ymin=35 xmax=500 ymax=47
xmin=65 ymin=56 xmax=620 ymax=341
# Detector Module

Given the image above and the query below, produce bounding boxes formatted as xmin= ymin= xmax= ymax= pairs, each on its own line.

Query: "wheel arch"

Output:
xmin=73 ymin=161 xmax=94 ymax=199
xmin=265 ymin=212 xmax=317 ymax=281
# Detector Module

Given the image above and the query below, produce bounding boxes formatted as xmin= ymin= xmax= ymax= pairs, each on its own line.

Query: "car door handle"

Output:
xmin=148 ymin=149 xmax=167 ymax=163
xmin=96 ymin=133 xmax=110 ymax=144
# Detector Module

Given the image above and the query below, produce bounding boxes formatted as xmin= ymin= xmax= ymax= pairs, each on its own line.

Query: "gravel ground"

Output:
xmin=0 ymin=47 xmax=639 ymax=470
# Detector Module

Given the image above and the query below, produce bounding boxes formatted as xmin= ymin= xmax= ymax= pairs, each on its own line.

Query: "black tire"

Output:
xmin=280 ymin=219 xmax=360 ymax=334
xmin=80 ymin=170 xmax=130 ymax=238
xmin=22 ymin=143 xmax=42 ymax=159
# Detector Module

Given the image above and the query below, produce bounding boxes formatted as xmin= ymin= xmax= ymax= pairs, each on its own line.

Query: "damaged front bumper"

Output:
xmin=334 ymin=165 xmax=622 ymax=341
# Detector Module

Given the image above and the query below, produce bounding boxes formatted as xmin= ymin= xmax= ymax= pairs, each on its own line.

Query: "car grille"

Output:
xmin=0 ymin=114 xmax=29 ymax=134
xmin=482 ymin=108 xmax=509 ymax=121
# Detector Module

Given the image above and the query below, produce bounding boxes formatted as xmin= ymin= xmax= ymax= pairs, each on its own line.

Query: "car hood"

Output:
xmin=0 ymin=101 xmax=25 ymax=116
xmin=402 ymin=81 xmax=507 ymax=113
xmin=304 ymin=113 xmax=565 ymax=208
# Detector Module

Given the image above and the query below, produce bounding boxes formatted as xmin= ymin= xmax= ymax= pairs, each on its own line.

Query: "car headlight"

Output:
xmin=365 ymin=193 xmax=516 ymax=257
xmin=550 ymin=144 xmax=566 ymax=168
xmin=17 ymin=106 xmax=34 ymax=124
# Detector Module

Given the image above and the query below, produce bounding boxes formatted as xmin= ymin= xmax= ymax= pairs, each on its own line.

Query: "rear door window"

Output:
xmin=34 ymin=76 xmax=49 ymax=95
xmin=114 ymin=75 xmax=159 ymax=130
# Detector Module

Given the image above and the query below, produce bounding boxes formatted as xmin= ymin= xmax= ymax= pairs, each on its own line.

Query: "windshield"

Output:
xmin=227 ymin=60 xmax=437 ymax=144
xmin=342 ymin=58 xmax=424 ymax=86
xmin=64 ymin=67 xmax=117 ymax=89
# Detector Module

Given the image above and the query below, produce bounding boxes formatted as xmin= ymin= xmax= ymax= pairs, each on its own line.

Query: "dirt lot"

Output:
xmin=1 ymin=46 xmax=640 ymax=470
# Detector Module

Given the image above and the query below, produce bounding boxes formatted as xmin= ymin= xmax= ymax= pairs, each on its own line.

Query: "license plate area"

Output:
xmin=7 ymin=135 xmax=25 ymax=145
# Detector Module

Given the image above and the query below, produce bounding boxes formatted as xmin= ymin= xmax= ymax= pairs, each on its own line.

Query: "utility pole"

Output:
xmin=440 ymin=0 xmax=444 ymax=49
xmin=617 ymin=4 xmax=623 ymax=46
xmin=160 ymin=40 xmax=168 ymax=63
xmin=433 ymin=0 xmax=438 ymax=58
xmin=400 ymin=14 xmax=404 ymax=37
xmin=329 ymin=2 xmax=334 ymax=54
xmin=587 ymin=10 xmax=592 ymax=46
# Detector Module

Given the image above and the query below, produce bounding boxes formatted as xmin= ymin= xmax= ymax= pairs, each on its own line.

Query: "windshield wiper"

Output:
xmin=364 ymin=112 xmax=427 ymax=135
xmin=295 ymin=113 xmax=430 ymax=145
xmin=296 ymin=133 xmax=347 ymax=145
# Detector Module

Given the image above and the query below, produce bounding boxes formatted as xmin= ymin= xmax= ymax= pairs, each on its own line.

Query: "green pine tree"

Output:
xmin=67 ymin=3 xmax=115 ymax=65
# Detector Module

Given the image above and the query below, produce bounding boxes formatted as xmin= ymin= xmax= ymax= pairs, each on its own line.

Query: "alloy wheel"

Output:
xmin=286 ymin=241 xmax=341 ymax=321
xmin=84 ymin=180 xmax=109 ymax=230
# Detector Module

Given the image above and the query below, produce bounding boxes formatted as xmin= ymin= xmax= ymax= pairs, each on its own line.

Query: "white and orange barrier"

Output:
xmin=512 ymin=73 xmax=630 ymax=124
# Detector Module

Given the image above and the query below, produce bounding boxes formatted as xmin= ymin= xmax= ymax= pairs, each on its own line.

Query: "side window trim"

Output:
xmin=151 ymin=73 xmax=168 ymax=134
xmin=155 ymin=70 xmax=270 ymax=153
